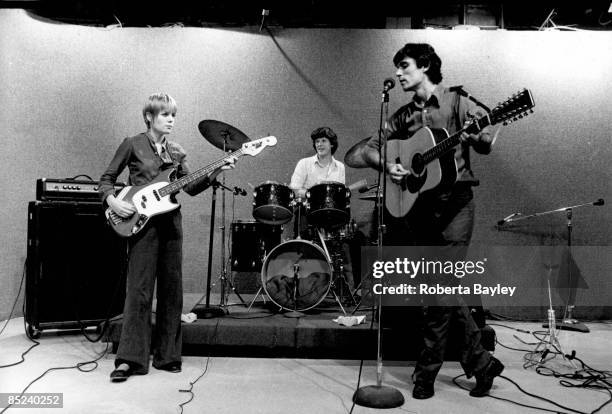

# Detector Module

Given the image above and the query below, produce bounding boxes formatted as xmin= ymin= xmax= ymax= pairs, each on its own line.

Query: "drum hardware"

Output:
xmin=192 ymin=121 xmax=252 ymax=319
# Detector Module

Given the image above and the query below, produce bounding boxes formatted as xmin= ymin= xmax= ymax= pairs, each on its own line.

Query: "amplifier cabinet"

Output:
xmin=26 ymin=201 xmax=127 ymax=337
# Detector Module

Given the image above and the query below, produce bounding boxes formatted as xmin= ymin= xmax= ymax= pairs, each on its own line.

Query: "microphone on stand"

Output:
xmin=497 ymin=212 xmax=521 ymax=226
xmin=383 ymin=78 xmax=395 ymax=93
xmin=360 ymin=184 xmax=378 ymax=193
xmin=233 ymin=186 xmax=247 ymax=196
xmin=594 ymin=198 xmax=605 ymax=206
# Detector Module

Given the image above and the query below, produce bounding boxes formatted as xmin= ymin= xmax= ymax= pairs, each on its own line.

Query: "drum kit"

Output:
xmin=250 ymin=180 xmax=356 ymax=313
xmin=195 ymin=120 xmax=359 ymax=315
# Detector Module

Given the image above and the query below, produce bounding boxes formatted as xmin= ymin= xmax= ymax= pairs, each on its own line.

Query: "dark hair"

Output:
xmin=311 ymin=126 xmax=338 ymax=155
xmin=393 ymin=43 xmax=443 ymax=84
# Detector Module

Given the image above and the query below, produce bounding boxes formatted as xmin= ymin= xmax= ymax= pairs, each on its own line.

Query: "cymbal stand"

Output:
xmin=353 ymin=83 xmax=404 ymax=409
xmin=218 ymin=138 xmax=246 ymax=308
xmin=191 ymin=179 xmax=226 ymax=318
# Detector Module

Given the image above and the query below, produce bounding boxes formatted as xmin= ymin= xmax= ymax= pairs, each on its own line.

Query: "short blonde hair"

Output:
xmin=142 ymin=93 xmax=177 ymax=128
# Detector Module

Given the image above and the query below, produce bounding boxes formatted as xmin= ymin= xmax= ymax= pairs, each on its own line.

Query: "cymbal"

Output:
xmin=198 ymin=120 xmax=250 ymax=151
xmin=344 ymin=136 xmax=371 ymax=168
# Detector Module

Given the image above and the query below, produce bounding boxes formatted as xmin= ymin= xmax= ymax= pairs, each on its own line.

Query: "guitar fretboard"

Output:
xmin=421 ymin=116 xmax=490 ymax=164
xmin=158 ymin=148 xmax=244 ymax=197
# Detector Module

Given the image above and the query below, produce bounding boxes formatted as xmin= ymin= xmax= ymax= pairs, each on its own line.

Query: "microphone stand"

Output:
xmin=353 ymin=84 xmax=404 ymax=409
xmin=497 ymin=198 xmax=604 ymax=333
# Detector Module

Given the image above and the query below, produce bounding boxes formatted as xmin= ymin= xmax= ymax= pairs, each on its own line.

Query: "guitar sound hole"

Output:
xmin=411 ymin=153 xmax=425 ymax=175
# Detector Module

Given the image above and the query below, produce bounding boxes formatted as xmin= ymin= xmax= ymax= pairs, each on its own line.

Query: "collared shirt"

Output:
xmin=290 ymin=154 xmax=345 ymax=192
xmin=99 ymin=132 xmax=210 ymax=202
xmin=366 ymin=84 xmax=491 ymax=183
xmin=149 ymin=133 xmax=174 ymax=165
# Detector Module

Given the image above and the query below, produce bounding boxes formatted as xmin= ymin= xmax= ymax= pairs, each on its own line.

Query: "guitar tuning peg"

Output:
xmin=530 ymin=109 xmax=534 ymax=113
xmin=518 ymin=114 xmax=523 ymax=119
xmin=503 ymin=121 xmax=508 ymax=126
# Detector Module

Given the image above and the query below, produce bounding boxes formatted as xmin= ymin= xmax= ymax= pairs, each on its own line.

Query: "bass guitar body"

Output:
xmin=105 ymin=169 xmax=179 ymax=238
xmin=385 ymin=127 xmax=457 ymax=217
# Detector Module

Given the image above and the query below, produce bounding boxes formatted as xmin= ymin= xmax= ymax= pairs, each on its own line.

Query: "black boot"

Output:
xmin=412 ymin=383 xmax=435 ymax=399
xmin=470 ymin=356 xmax=504 ymax=397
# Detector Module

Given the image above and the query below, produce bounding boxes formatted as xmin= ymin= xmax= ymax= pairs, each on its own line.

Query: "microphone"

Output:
xmin=360 ymin=184 xmax=378 ymax=193
xmin=449 ymin=85 xmax=466 ymax=96
xmin=383 ymin=78 xmax=395 ymax=92
xmin=497 ymin=212 xmax=521 ymax=226
xmin=348 ymin=179 xmax=367 ymax=193
xmin=233 ymin=186 xmax=247 ymax=196
xmin=594 ymin=198 xmax=605 ymax=206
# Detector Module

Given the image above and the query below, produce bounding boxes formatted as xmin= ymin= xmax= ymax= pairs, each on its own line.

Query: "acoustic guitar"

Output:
xmin=385 ymin=89 xmax=535 ymax=217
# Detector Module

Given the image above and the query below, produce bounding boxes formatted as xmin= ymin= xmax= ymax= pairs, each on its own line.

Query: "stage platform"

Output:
xmin=106 ymin=294 xmax=494 ymax=360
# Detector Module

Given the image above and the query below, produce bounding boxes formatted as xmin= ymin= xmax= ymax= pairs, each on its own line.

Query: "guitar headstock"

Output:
xmin=490 ymin=89 xmax=535 ymax=126
xmin=242 ymin=136 xmax=277 ymax=156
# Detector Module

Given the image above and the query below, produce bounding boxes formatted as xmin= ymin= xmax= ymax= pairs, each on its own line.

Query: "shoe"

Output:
xmin=470 ymin=356 xmax=504 ymax=397
xmin=412 ymin=383 xmax=434 ymax=399
xmin=110 ymin=363 xmax=134 ymax=382
xmin=155 ymin=362 xmax=182 ymax=373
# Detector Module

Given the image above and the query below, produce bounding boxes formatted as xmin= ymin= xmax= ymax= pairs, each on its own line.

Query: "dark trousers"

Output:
xmin=115 ymin=209 xmax=183 ymax=372
xmin=383 ymin=184 xmax=490 ymax=384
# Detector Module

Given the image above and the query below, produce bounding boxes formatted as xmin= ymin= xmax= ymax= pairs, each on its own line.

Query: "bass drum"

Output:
xmin=261 ymin=239 xmax=332 ymax=312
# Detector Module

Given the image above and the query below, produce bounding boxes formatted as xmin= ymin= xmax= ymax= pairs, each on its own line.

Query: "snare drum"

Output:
xmin=306 ymin=182 xmax=351 ymax=227
xmin=252 ymin=181 xmax=294 ymax=225
xmin=261 ymin=239 xmax=332 ymax=312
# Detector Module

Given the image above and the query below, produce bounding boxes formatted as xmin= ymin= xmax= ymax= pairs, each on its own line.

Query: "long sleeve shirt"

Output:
xmin=99 ymin=132 xmax=211 ymax=202
xmin=289 ymin=155 xmax=346 ymax=194
xmin=366 ymin=85 xmax=492 ymax=184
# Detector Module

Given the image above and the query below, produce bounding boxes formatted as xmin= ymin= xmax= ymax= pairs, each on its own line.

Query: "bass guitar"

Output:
xmin=106 ymin=136 xmax=277 ymax=237
xmin=385 ymin=89 xmax=535 ymax=217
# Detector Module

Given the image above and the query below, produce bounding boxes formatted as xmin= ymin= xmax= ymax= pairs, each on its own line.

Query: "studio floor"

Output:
xmin=1 ymin=303 xmax=611 ymax=414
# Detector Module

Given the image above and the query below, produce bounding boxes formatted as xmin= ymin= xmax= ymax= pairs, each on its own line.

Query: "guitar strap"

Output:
xmin=452 ymin=87 xmax=479 ymax=187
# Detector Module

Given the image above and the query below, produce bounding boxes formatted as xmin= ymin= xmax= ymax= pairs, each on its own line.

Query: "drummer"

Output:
xmin=289 ymin=127 xmax=355 ymax=297
xmin=289 ymin=126 xmax=345 ymax=198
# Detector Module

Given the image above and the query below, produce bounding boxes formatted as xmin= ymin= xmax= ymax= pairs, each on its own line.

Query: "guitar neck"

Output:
xmin=158 ymin=148 xmax=244 ymax=197
xmin=421 ymin=115 xmax=491 ymax=164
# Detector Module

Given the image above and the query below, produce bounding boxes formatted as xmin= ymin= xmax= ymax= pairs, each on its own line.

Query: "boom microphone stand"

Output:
xmin=497 ymin=198 xmax=604 ymax=333
xmin=353 ymin=78 xmax=405 ymax=409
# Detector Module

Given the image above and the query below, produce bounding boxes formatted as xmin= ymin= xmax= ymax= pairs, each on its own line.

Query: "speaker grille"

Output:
xmin=26 ymin=201 xmax=127 ymax=331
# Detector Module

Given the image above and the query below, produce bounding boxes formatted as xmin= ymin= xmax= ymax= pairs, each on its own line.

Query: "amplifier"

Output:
xmin=26 ymin=201 xmax=127 ymax=337
xmin=36 ymin=178 xmax=125 ymax=202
